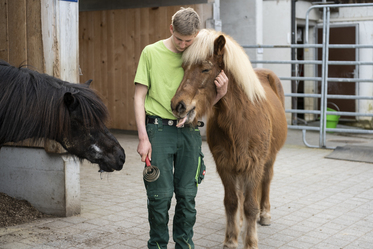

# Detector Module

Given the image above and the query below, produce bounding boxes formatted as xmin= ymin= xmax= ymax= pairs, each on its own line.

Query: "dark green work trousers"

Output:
xmin=145 ymin=116 xmax=205 ymax=249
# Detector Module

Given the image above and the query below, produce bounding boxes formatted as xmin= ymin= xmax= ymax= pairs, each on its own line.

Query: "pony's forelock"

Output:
xmin=182 ymin=29 xmax=216 ymax=66
xmin=182 ymin=29 xmax=266 ymax=103
xmin=73 ymin=86 xmax=109 ymax=129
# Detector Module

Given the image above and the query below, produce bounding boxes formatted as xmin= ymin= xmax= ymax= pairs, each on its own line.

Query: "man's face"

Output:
xmin=170 ymin=26 xmax=198 ymax=52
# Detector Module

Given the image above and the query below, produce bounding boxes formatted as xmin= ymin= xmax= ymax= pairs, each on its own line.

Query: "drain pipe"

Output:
xmin=210 ymin=0 xmax=221 ymax=31
xmin=291 ymin=0 xmax=297 ymax=125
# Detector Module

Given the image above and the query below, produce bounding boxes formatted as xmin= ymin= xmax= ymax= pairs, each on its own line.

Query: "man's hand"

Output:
xmin=213 ymin=70 xmax=228 ymax=105
xmin=137 ymin=138 xmax=152 ymax=162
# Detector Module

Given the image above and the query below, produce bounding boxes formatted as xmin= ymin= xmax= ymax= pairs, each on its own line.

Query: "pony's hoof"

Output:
xmin=259 ymin=217 xmax=271 ymax=226
xmin=223 ymin=245 xmax=238 ymax=249
xmin=223 ymin=241 xmax=238 ymax=249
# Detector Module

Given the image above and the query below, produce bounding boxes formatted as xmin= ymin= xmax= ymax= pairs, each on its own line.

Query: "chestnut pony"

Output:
xmin=171 ymin=29 xmax=287 ymax=249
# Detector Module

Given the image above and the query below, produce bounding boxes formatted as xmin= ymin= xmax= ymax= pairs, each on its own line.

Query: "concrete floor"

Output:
xmin=1 ymin=129 xmax=373 ymax=249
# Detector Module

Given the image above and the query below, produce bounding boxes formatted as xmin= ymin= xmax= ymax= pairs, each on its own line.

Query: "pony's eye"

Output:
xmin=202 ymin=69 xmax=210 ymax=73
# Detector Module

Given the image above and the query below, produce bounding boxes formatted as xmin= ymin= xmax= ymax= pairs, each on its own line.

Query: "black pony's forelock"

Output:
xmin=64 ymin=83 xmax=109 ymax=129
xmin=0 ymin=60 xmax=108 ymax=145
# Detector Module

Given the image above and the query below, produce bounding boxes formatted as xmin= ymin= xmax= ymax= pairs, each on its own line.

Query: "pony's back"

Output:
xmin=254 ymin=68 xmax=285 ymax=108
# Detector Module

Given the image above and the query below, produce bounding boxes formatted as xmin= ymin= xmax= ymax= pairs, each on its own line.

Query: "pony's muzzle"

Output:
xmin=115 ymin=147 xmax=126 ymax=170
xmin=100 ymin=146 xmax=125 ymax=172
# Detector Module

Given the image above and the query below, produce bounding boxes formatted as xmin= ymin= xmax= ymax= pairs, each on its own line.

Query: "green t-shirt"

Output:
xmin=134 ymin=40 xmax=184 ymax=120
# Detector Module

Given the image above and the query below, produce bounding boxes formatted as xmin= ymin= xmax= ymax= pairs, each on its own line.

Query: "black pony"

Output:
xmin=0 ymin=60 xmax=125 ymax=172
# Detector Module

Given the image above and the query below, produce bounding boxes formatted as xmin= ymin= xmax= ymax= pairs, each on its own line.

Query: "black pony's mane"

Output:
xmin=0 ymin=60 xmax=108 ymax=144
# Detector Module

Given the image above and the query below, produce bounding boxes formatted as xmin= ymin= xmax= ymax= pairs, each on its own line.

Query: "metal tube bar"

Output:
xmin=328 ymin=44 xmax=373 ymax=49
xmin=325 ymin=128 xmax=373 ymax=134
xmin=243 ymin=44 xmax=373 ymax=49
xmin=286 ymin=109 xmax=373 ymax=117
xmin=302 ymin=130 xmax=320 ymax=148
xmin=285 ymin=93 xmax=373 ymax=100
xmin=242 ymin=44 xmax=323 ymax=48
xmin=286 ymin=109 xmax=321 ymax=114
xmin=289 ymin=126 xmax=320 ymax=131
xmin=280 ymin=76 xmax=322 ymax=81
xmin=324 ymin=95 xmax=373 ymax=100
xmin=328 ymin=78 xmax=373 ymax=82
xmin=285 ymin=93 xmax=321 ymax=97
xmin=320 ymin=7 xmax=330 ymax=147
xmin=279 ymin=77 xmax=373 ymax=82
xmin=251 ymin=60 xmax=322 ymax=64
xmin=250 ymin=60 xmax=373 ymax=65
xmin=326 ymin=111 xmax=373 ymax=117
xmin=326 ymin=61 xmax=373 ymax=65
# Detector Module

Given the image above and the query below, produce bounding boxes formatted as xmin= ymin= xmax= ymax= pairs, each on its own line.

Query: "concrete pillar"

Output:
xmin=0 ymin=147 xmax=80 ymax=217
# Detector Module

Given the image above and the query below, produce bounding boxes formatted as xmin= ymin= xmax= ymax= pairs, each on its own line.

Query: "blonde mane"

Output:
xmin=182 ymin=29 xmax=266 ymax=103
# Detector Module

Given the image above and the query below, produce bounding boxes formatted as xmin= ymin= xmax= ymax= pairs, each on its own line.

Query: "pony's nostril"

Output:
xmin=176 ymin=101 xmax=186 ymax=114
xmin=120 ymin=153 xmax=126 ymax=164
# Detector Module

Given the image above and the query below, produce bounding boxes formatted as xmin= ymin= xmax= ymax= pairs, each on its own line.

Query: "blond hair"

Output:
xmin=182 ymin=29 xmax=266 ymax=103
xmin=171 ymin=7 xmax=200 ymax=36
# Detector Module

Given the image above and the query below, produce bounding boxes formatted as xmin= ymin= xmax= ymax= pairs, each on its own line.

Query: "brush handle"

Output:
xmin=145 ymin=156 xmax=151 ymax=167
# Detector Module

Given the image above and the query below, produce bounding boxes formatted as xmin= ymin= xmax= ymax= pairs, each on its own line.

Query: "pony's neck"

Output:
xmin=213 ymin=77 xmax=255 ymax=120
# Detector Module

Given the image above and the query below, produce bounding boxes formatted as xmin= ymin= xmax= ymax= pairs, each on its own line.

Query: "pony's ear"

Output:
xmin=64 ymin=92 xmax=79 ymax=111
xmin=84 ymin=79 xmax=93 ymax=87
xmin=214 ymin=35 xmax=226 ymax=56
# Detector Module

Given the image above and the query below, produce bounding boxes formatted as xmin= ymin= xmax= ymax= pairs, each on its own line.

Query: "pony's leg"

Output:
xmin=259 ymin=157 xmax=275 ymax=226
xmin=221 ymin=174 xmax=239 ymax=249
xmin=238 ymin=179 xmax=246 ymax=244
xmin=235 ymin=176 xmax=244 ymax=228
xmin=238 ymin=187 xmax=244 ymax=228
xmin=242 ymin=180 xmax=260 ymax=249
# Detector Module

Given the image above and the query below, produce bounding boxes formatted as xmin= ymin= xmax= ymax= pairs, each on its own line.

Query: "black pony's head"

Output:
xmin=0 ymin=61 xmax=125 ymax=172
xmin=59 ymin=80 xmax=125 ymax=172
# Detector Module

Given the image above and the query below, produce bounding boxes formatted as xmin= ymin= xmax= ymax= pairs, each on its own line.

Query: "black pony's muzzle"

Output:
xmin=98 ymin=147 xmax=125 ymax=172
xmin=116 ymin=148 xmax=126 ymax=170
xmin=98 ymin=167 xmax=114 ymax=173
xmin=112 ymin=146 xmax=125 ymax=170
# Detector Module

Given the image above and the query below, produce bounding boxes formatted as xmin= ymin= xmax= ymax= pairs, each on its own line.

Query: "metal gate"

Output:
xmin=244 ymin=3 xmax=373 ymax=149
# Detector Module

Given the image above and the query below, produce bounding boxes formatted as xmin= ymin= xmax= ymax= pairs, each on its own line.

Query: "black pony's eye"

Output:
xmin=202 ymin=69 xmax=209 ymax=73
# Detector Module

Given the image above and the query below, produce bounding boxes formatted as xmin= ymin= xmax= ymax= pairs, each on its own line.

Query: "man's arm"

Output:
xmin=213 ymin=70 xmax=229 ymax=105
xmin=134 ymin=83 xmax=152 ymax=162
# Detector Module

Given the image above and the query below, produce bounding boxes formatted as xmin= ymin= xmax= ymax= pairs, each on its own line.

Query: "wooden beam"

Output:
xmin=79 ymin=0 xmax=210 ymax=12
xmin=0 ymin=0 xmax=8 ymax=61
xmin=8 ymin=0 xmax=27 ymax=66
xmin=26 ymin=0 xmax=44 ymax=72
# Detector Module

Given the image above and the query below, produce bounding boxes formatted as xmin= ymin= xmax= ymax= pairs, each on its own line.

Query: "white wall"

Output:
xmin=221 ymin=0 xmax=258 ymax=60
xmin=262 ymin=0 xmax=292 ymax=122
xmin=296 ymin=0 xmax=320 ymax=121
xmin=357 ymin=21 xmax=373 ymax=119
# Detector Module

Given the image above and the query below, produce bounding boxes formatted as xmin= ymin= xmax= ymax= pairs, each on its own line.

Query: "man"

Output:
xmin=134 ymin=7 xmax=228 ymax=249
